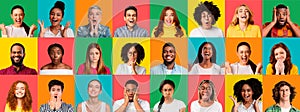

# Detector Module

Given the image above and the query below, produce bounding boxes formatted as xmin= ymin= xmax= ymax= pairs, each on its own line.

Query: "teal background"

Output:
xmin=75 ymin=75 xmax=112 ymax=110
xmin=75 ymin=38 xmax=112 ymax=74
xmin=150 ymin=75 xmax=188 ymax=111
xmin=263 ymin=0 xmax=300 ymax=25
xmin=262 ymin=38 xmax=300 ymax=75
xmin=150 ymin=0 xmax=187 ymax=37
xmin=0 ymin=0 xmax=38 ymax=37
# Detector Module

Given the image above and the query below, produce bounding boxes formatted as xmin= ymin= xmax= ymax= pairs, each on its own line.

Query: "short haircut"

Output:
xmin=11 ymin=43 xmax=25 ymax=53
xmin=48 ymin=79 xmax=64 ymax=92
xmin=233 ymin=78 xmax=262 ymax=102
xmin=121 ymin=43 xmax=145 ymax=64
xmin=124 ymin=6 xmax=137 ymax=17
xmin=125 ymin=80 xmax=138 ymax=87
xmin=88 ymin=5 xmax=102 ymax=15
xmin=276 ymin=4 xmax=287 ymax=9
xmin=193 ymin=1 xmax=221 ymax=25
xmin=162 ymin=42 xmax=176 ymax=52
xmin=47 ymin=43 xmax=64 ymax=56
xmin=272 ymin=81 xmax=296 ymax=103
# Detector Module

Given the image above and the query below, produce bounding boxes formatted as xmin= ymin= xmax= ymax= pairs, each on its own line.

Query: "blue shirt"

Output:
xmin=114 ymin=25 xmax=149 ymax=37
xmin=150 ymin=63 xmax=187 ymax=75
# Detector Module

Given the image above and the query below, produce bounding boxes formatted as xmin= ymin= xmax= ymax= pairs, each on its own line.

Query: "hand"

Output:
xmin=275 ymin=59 xmax=285 ymax=75
xmin=286 ymin=6 xmax=292 ymax=24
xmin=49 ymin=96 xmax=57 ymax=110
xmin=28 ymin=24 xmax=37 ymax=37
xmin=225 ymin=61 xmax=232 ymax=74
xmin=133 ymin=87 xmax=139 ymax=102
xmin=229 ymin=96 xmax=239 ymax=112
xmin=255 ymin=62 xmax=262 ymax=74
xmin=124 ymin=87 xmax=129 ymax=103
xmin=254 ymin=94 xmax=262 ymax=112
xmin=0 ymin=24 xmax=5 ymax=31
xmin=94 ymin=20 xmax=100 ymax=36
xmin=38 ymin=20 xmax=46 ymax=37
xmin=62 ymin=21 xmax=71 ymax=37
xmin=272 ymin=7 xmax=277 ymax=23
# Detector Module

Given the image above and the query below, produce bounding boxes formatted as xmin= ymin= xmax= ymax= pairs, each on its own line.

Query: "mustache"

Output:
xmin=10 ymin=56 xmax=24 ymax=67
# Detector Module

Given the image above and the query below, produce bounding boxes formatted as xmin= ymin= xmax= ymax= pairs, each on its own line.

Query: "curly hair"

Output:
xmin=6 ymin=80 xmax=32 ymax=111
xmin=153 ymin=6 xmax=184 ymax=37
xmin=193 ymin=42 xmax=216 ymax=64
xmin=84 ymin=43 xmax=108 ymax=74
xmin=269 ymin=43 xmax=293 ymax=75
xmin=198 ymin=80 xmax=216 ymax=101
xmin=272 ymin=81 xmax=296 ymax=103
xmin=230 ymin=4 xmax=254 ymax=26
xmin=193 ymin=1 xmax=221 ymax=26
xmin=233 ymin=78 xmax=262 ymax=102
xmin=121 ymin=43 xmax=145 ymax=64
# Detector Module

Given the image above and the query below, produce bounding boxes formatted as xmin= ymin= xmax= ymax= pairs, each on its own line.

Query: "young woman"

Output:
xmin=226 ymin=4 xmax=261 ymax=38
xmin=0 ymin=5 xmax=37 ymax=37
xmin=190 ymin=80 xmax=222 ymax=112
xmin=189 ymin=42 xmax=221 ymax=75
xmin=152 ymin=6 xmax=186 ymax=38
xmin=225 ymin=42 xmax=262 ymax=74
xmin=5 ymin=80 xmax=32 ymax=112
xmin=77 ymin=43 xmax=111 ymax=74
xmin=115 ymin=43 xmax=146 ymax=75
xmin=77 ymin=79 xmax=110 ymax=112
xmin=190 ymin=1 xmax=223 ymax=37
xmin=38 ymin=1 xmax=74 ymax=37
xmin=77 ymin=5 xmax=111 ymax=37
xmin=229 ymin=78 xmax=262 ymax=112
xmin=153 ymin=79 xmax=186 ymax=112
xmin=266 ymin=43 xmax=298 ymax=75
xmin=40 ymin=43 xmax=73 ymax=75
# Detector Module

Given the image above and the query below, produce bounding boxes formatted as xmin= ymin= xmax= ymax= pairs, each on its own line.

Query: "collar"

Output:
xmin=9 ymin=64 xmax=25 ymax=72
xmin=234 ymin=24 xmax=253 ymax=31
xmin=273 ymin=104 xmax=298 ymax=111
xmin=125 ymin=24 xmax=138 ymax=31
xmin=162 ymin=63 xmax=177 ymax=71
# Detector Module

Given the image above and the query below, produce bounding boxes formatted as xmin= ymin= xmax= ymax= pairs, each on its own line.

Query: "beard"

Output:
xmin=275 ymin=21 xmax=287 ymax=28
xmin=164 ymin=57 xmax=175 ymax=66
xmin=11 ymin=56 xmax=24 ymax=67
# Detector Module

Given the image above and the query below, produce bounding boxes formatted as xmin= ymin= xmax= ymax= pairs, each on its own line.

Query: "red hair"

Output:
xmin=269 ymin=43 xmax=293 ymax=75
xmin=6 ymin=80 xmax=32 ymax=111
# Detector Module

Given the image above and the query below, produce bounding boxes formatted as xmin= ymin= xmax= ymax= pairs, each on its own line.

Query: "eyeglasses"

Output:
xmin=128 ymin=51 xmax=138 ymax=56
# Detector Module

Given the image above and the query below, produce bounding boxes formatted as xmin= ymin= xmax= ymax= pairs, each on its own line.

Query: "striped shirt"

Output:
xmin=114 ymin=25 xmax=149 ymax=37
xmin=263 ymin=22 xmax=300 ymax=37
xmin=40 ymin=102 xmax=73 ymax=112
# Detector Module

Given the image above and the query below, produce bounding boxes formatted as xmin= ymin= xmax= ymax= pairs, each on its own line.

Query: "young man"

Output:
xmin=114 ymin=6 xmax=149 ymax=37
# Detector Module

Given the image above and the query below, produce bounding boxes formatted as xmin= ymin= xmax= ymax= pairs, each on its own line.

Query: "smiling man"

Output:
xmin=0 ymin=43 xmax=37 ymax=75
xmin=151 ymin=42 xmax=187 ymax=75
xmin=114 ymin=6 xmax=149 ymax=37
xmin=263 ymin=4 xmax=300 ymax=37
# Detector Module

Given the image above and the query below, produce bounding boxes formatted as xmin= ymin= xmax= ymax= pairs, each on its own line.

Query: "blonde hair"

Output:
xmin=230 ymin=4 xmax=254 ymax=26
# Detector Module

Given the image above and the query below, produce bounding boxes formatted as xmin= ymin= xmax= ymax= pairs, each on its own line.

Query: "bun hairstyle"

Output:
xmin=50 ymin=1 xmax=65 ymax=17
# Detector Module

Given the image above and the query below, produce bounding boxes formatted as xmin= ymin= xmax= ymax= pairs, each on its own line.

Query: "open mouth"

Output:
xmin=129 ymin=20 xmax=134 ymax=23
xmin=241 ymin=16 xmax=247 ymax=19
xmin=241 ymin=57 xmax=247 ymax=61
xmin=15 ymin=19 xmax=22 ymax=23
xmin=204 ymin=53 xmax=210 ymax=56
xmin=166 ymin=56 xmax=173 ymax=60
xmin=52 ymin=20 xmax=58 ymax=22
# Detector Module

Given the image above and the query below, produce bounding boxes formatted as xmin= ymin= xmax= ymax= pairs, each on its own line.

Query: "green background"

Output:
xmin=150 ymin=0 xmax=188 ymax=37
xmin=0 ymin=0 xmax=38 ymax=37
xmin=150 ymin=75 xmax=188 ymax=111
xmin=263 ymin=0 xmax=300 ymax=25
xmin=75 ymin=38 xmax=112 ymax=74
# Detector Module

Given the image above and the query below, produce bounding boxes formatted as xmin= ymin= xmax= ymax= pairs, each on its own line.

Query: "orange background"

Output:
xmin=150 ymin=38 xmax=188 ymax=69
xmin=75 ymin=0 xmax=113 ymax=35
xmin=263 ymin=75 xmax=300 ymax=111
xmin=226 ymin=38 xmax=262 ymax=65
xmin=38 ymin=75 xmax=74 ymax=110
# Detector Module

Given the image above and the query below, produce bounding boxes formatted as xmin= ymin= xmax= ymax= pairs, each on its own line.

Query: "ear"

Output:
xmin=123 ymin=16 xmax=126 ymax=22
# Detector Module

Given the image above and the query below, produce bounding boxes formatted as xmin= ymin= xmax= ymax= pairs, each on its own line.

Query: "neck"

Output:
xmin=239 ymin=22 xmax=248 ymax=31
xmin=13 ymin=24 xmax=22 ymax=28
xmin=202 ymin=25 xmax=212 ymax=30
xmin=164 ymin=97 xmax=173 ymax=104
xmin=279 ymin=101 xmax=291 ymax=108
xmin=91 ymin=62 xmax=98 ymax=68
xmin=88 ymin=97 xmax=100 ymax=104
xmin=127 ymin=25 xmax=134 ymax=31
xmin=199 ymin=99 xmax=213 ymax=107
xmin=243 ymin=99 xmax=253 ymax=105
xmin=164 ymin=61 xmax=175 ymax=70
xmin=200 ymin=59 xmax=212 ymax=68
xmin=50 ymin=25 xmax=61 ymax=30
xmin=13 ymin=65 xmax=21 ymax=71
xmin=17 ymin=99 xmax=22 ymax=107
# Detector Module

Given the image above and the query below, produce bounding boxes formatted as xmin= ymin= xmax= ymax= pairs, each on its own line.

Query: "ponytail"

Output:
xmin=157 ymin=96 xmax=164 ymax=112
xmin=248 ymin=60 xmax=257 ymax=74
xmin=22 ymin=22 xmax=30 ymax=35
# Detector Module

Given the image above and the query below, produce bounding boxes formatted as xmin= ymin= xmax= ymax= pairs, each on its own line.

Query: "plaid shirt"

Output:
xmin=40 ymin=102 xmax=73 ymax=112
xmin=263 ymin=22 xmax=300 ymax=37
xmin=265 ymin=105 xmax=300 ymax=112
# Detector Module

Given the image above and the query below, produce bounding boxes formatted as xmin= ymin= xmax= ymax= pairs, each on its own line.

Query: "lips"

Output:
xmin=129 ymin=20 xmax=134 ymax=23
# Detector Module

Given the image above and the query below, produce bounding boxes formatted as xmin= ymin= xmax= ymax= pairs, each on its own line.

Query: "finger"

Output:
xmin=229 ymin=96 xmax=235 ymax=101
xmin=257 ymin=94 xmax=262 ymax=101
xmin=65 ymin=21 xmax=71 ymax=28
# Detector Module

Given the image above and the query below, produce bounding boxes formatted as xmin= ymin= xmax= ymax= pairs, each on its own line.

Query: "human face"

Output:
xmin=88 ymin=80 xmax=101 ymax=98
xmin=89 ymin=9 xmax=102 ymax=25
xmin=199 ymin=83 xmax=212 ymax=101
xmin=162 ymin=84 xmax=174 ymax=99
xmin=274 ymin=47 xmax=286 ymax=62
xmin=241 ymin=84 xmax=253 ymax=102
xmin=10 ymin=45 xmax=25 ymax=67
xmin=164 ymin=10 xmax=174 ymax=26
xmin=237 ymin=6 xmax=250 ymax=23
xmin=201 ymin=43 xmax=213 ymax=61
xmin=237 ymin=45 xmax=250 ymax=65
xmin=15 ymin=82 xmax=26 ymax=98
xmin=124 ymin=9 xmax=137 ymax=28
xmin=279 ymin=85 xmax=290 ymax=102
xmin=89 ymin=48 xmax=100 ymax=64
xmin=276 ymin=8 xmax=287 ymax=26
xmin=50 ymin=8 xmax=63 ymax=27
xmin=49 ymin=47 xmax=63 ymax=64
xmin=127 ymin=46 xmax=137 ymax=63
xmin=201 ymin=11 xmax=213 ymax=29
xmin=50 ymin=85 xmax=62 ymax=98
xmin=163 ymin=46 xmax=176 ymax=64
xmin=125 ymin=84 xmax=137 ymax=102
xmin=11 ymin=8 xmax=24 ymax=27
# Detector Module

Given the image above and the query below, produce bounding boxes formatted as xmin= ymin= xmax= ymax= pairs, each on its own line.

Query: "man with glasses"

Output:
xmin=113 ymin=80 xmax=150 ymax=112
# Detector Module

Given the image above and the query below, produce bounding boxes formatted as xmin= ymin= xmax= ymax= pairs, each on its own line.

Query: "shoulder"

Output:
xmin=114 ymin=99 xmax=124 ymax=104
xmin=266 ymin=63 xmax=273 ymax=68
xmin=250 ymin=25 xmax=261 ymax=29
xmin=138 ymin=99 xmax=150 ymax=105
xmin=41 ymin=63 xmax=51 ymax=70
xmin=292 ymin=64 xmax=298 ymax=69
xmin=62 ymin=63 xmax=72 ymax=69
xmin=173 ymin=99 xmax=185 ymax=105
xmin=213 ymin=63 xmax=221 ymax=69
xmin=62 ymin=102 xmax=73 ymax=108
xmin=190 ymin=100 xmax=198 ymax=107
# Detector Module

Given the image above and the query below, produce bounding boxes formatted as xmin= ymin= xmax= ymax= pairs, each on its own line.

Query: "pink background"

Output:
xmin=225 ymin=0 xmax=262 ymax=35
xmin=112 ymin=0 xmax=150 ymax=36
xmin=0 ymin=75 xmax=38 ymax=111
xmin=188 ymin=75 xmax=225 ymax=112
xmin=38 ymin=38 xmax=74 ymax=73
xmin=113 ymin=75 xmax=150 ymax=103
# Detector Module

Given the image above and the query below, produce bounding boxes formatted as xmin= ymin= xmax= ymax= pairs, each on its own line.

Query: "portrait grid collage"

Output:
xmin=1 ymin=0 xmax=300 ymax=112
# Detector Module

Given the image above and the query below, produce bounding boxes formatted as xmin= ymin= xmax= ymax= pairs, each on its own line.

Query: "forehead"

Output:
xmin=51 ymin=85 xmax=62 ymax=89
xmin=238 ymin=6 xmax=248 ymax=10
xmin=166 ymin=9 xmax=174 ymax=14
xmin=203 ymin=43 xmax=212 ymax=48
xmin=16 ymin=82 xmax=25 ymax=87
xmin=128 ymin=46 xmax=136 ymax=51
xmin=89 ymin=80 xmax=101 ymax=86
xmin=51 ymin=46 xmax=62 ymax=51
xmin=277 ymin=8 xmax=287 ymax=13
xmin=238 ymin=45 xmax=250 ymax=51
xmin=274 ymin=47 xmax=285 ymax=52
xmin=200 ymin=83 xmax=211 ymax=87
xmin=11 ymin=45 xmax=23 ymax=51
xmin=90 ymin=8 xmax=101 ymax=13
xmin=162 ymin=84 xmax=173 ymax=88
xmin=242 ymin=84 xmax=251 ymax=89
xmin=51 ymin=8 xmax=62 ymax=13
xmin=125 ymin=83 xmax=137 ymax=88
xmin=126 ymin=9 xmax=136 ymax=14
xmin=164 ymin=46 xmax=175 ymax=50
xmin=12 ymin=8 xmax=24 ymax=13
xmin=90 ymin=47 xmax=100 ymax=52
xmin=280 ymin=85 xmax=290 ymax=89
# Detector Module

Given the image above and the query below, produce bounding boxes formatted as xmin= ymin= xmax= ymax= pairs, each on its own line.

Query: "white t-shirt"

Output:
xmin=189 ymin=26 xmax=224 ymax=37
xmin=115 ymin=64 xmax=146 ymax=75
xmin=281 ymin=106 xmax=291 ymax=112
xmin=190 ymin=100 xmax=222 ymax=112
xmin=153 ymin=99 xmax=186 ymax=112
xmin=189 ymin=63 xmax=221 ymax=75
xmin=81 ymin=101 xmax=107 ymax=112
xmin=113 ymin=99 xmax=150 ymax=112
xmin=43 ymin=26 xmax=74 ymax=37
xmin=230 ymin=63 xmax=254 ymax=74
xmin=237 ymin=100 xmax=262 ymax=112
xmin=2 ymin=25 xmax=28 ymax=37
xmin=40 ymin=69 xmax=73 ymax=75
